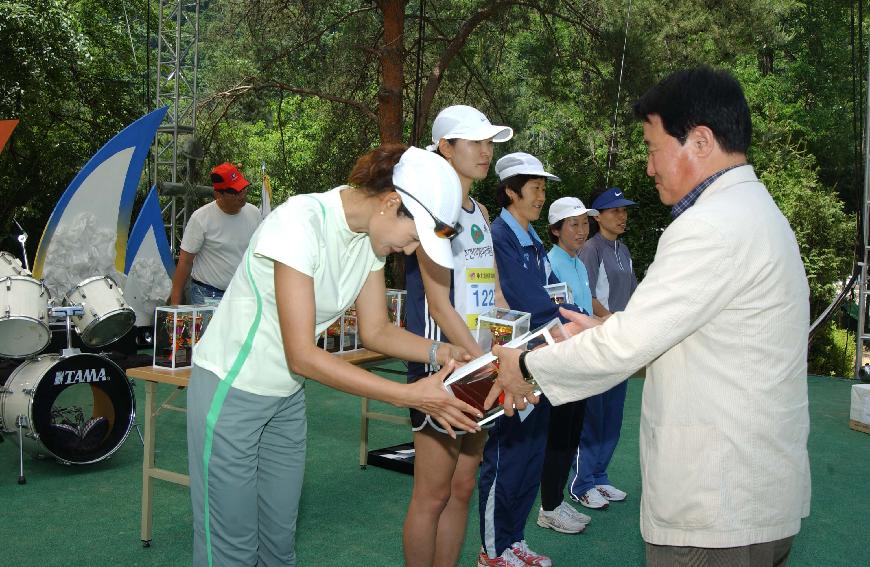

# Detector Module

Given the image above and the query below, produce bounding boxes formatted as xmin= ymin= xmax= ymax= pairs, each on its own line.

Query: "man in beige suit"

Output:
xmin=492 ymin=67 xmax=810 ymax=566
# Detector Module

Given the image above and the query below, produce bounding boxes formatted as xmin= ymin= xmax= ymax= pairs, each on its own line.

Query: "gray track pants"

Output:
xmin=187 ymin=365 xmax=307 ymax=567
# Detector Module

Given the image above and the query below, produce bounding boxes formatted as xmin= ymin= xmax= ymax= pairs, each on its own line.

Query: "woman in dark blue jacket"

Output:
xmin=478 ymin=152 xmax=580 ymax=567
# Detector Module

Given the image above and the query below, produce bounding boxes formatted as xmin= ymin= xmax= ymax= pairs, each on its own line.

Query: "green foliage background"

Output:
xmin=0 ymin=0 xmax=864 ymax=374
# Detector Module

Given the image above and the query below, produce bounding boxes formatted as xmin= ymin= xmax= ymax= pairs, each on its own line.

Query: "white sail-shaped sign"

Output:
xmin=33 ymin=108 xmax=168 ymax=299
xmin=124 ymin=185 xmax=175 ymax=326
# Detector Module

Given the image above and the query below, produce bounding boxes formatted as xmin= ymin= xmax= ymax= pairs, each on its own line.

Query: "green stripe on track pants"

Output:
xmin=187 ymin=365 xmax=307 ymax=567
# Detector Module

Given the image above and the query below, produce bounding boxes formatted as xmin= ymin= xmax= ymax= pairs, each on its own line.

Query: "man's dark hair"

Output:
xmin=632 ymin=66 xmax=751 ymax=154
xmin=495 ymin=174 xmax=542 ymax=208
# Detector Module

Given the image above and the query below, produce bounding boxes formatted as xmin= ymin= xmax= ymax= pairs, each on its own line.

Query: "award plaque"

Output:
xmin=444 ymin=318 xmax=567 ymax=425
xmin=475 ymin=307 xmax=531 ymax=352
xmin=544 ymin=282 xmax=573 ymax=306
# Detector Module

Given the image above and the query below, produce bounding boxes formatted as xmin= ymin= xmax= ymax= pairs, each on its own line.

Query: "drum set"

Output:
xmin=0 ymin=251 xmax=137 ymax=483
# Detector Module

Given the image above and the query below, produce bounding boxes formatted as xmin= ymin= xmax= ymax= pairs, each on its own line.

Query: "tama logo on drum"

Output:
xmin=54 ymin=368 xmax=110 ymax=385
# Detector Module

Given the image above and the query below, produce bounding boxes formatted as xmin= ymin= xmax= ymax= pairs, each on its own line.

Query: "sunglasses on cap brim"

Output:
xmin=394 ymin=187 xmax=463 ymax=241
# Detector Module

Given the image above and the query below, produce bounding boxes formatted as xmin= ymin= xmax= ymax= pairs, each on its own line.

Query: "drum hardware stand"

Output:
xmin=16 ymin=414 xmax=27 ymax=484
xmin=12 ymin=218 xmax=29 ymax=271
xmin=50 ymin=305 xmax=84 ymax=357
xmin=131 ymin=388 xmax=144 ymax=447
xmin=0 ymin=385 xmax=6 ymax=445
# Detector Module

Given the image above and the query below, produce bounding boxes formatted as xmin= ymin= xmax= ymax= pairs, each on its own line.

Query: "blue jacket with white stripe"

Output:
xmin=491 ymin=208 xmax=583 ymax=330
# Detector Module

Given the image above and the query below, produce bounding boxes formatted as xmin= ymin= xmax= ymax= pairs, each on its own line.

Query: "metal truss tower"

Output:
xmin=857 ymin=45 xmax=870 ymax=379
xmin=152 ymin=0 xmax=200 ymax=253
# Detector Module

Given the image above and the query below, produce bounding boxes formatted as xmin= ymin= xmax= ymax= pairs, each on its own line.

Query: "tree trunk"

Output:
xmin=377 ymin=0 xmax=407 ymax=144
xmin=758 ymin=46 xmax=774 ymax=76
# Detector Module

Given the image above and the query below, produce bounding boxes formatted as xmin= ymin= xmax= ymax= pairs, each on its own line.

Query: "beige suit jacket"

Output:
xmin=527 ymin=165 xmax=811 ymax=547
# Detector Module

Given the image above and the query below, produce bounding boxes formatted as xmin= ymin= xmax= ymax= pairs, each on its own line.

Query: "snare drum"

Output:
xmin=0 ymin=276 xmax=51 ymax=358
xmin=0 ymin=251 xmax=30 ymax=277
xmin=63 ymin=276 xmax=136 ymax=347
xmin=0 ymin=353 xmax=135 ymax=464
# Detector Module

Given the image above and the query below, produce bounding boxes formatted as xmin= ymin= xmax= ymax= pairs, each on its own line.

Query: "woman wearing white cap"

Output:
xmin=535 ymin=197 xmax=598 ymax=535
xmin=186 ymin=145 xmax=481 ymax=567
xmin=477 ymin=152 xmax=585 ymax=567
xmin=403 ymin=105 xmax=512 ymax=567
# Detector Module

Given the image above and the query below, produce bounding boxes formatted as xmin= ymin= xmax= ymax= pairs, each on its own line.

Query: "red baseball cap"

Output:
xmin=210 ymin=162 xmax=250 ymax=192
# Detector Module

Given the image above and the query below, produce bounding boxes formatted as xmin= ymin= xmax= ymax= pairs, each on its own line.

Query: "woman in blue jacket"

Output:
xmin=478 ymin=152 xmax=580 ymax=567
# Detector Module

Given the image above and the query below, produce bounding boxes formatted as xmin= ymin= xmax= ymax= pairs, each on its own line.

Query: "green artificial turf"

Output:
xmin=0 ymin=369 xmax=866 ymax=566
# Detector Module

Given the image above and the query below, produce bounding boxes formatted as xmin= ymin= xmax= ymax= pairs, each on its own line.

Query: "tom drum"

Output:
xmin=63 ymin=276 xmax=136 ymax=347
xmin=0 ymin=276 xmax=51 ymax=358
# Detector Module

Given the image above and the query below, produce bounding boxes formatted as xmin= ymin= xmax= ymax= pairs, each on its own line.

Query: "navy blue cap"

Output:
xmin=591 ymin=187 xmax=637 ymax=210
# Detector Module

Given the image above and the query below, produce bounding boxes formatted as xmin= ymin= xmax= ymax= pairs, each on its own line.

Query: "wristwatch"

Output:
xmin=518 ymin=350 xmax=535 ymax=384
xmin=429 ymin=341 xmax=442 ymax=372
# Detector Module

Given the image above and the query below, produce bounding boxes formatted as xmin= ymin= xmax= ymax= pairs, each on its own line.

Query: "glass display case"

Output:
xmin=153 ymin=305 xmax=216 ymax=369
xmin=475 ymin=307 xmax=531 ymax=352
xmin=544 ymin=282 xmax=572 ymax=306
xmin=386 ymin=288 xmax=407 ymax=327
xmin=319 ymin=307 xmax=361 ymax=353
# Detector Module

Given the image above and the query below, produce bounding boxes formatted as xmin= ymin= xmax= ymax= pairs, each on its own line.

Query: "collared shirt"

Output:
xmin=499 ymin=208 xmax=544 ymax=247
xmin=579 ymin=233 xmax=637 ymax=313
xmin=498 ymin=207 xmax=547 ymax=276
xmin=547 ymin=244 xmax=593 ymax=315
xmin=671 ymin=163 xmax=747 ymax=219
xmin=492 ymin=208 xmax=581 ymax=330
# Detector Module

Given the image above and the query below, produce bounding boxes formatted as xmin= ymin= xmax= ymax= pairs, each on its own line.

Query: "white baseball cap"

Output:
xmin=495 ymin=152 xmax=561 ymax=182
xmin=426 ymin=105 xmax=513 ymax=151
xmin=392 ymin=147 xmax=463 ymax=269
xmin=548 ymin=197 xmax=599 ymax=225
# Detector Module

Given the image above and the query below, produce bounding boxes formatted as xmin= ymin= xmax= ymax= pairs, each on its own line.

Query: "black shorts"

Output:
xmin=408 ymin=372 xmax=447 ymax=432
xmin=408 ymin=372 xmax=493 ymax=435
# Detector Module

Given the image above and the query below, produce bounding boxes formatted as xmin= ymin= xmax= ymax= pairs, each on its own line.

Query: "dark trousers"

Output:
xmin=645 ymin=535 xmax=795 ymax=567
xmin=539 ymin=399 xmax=586 ymax=511
xmin=569 ymin=379 xmax=628 ymax=497
xmin=479 ymin=397 xmax=551 ymax=557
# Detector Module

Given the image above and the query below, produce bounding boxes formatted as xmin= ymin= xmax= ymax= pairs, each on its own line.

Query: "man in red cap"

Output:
xmin=169 ymin=162 xmax=262 ymax=305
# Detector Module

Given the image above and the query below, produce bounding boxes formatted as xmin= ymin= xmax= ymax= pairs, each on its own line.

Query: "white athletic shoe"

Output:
xmin=596 ymin=484 xmax=628 ymax=502
xmin=536 ymin=502 xmax=589 ymax=534
xmin=510 ymin=540 xmax=552 ymax=567
xmin=574 ymin=486 xmax=609 ymax=509
xmin=477 ymin=546 xmax=526 ymax=567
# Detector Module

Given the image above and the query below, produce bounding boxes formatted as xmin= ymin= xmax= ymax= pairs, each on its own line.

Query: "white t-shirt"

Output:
xmin=193 ymin=186 xmax=386 ymax=397
xmin=180 ymin=201 xmax=261 ymax=290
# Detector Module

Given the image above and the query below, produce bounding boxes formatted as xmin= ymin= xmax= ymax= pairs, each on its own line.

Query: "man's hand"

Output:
xmin=559 ymin=306 xmax=603 ymax=337
xmin=484 ymin=345 xmax=539 ymax=417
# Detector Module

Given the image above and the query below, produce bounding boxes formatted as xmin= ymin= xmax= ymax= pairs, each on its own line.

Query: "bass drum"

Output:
xmin=0 ymin=354 xmax=135 ymax=465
